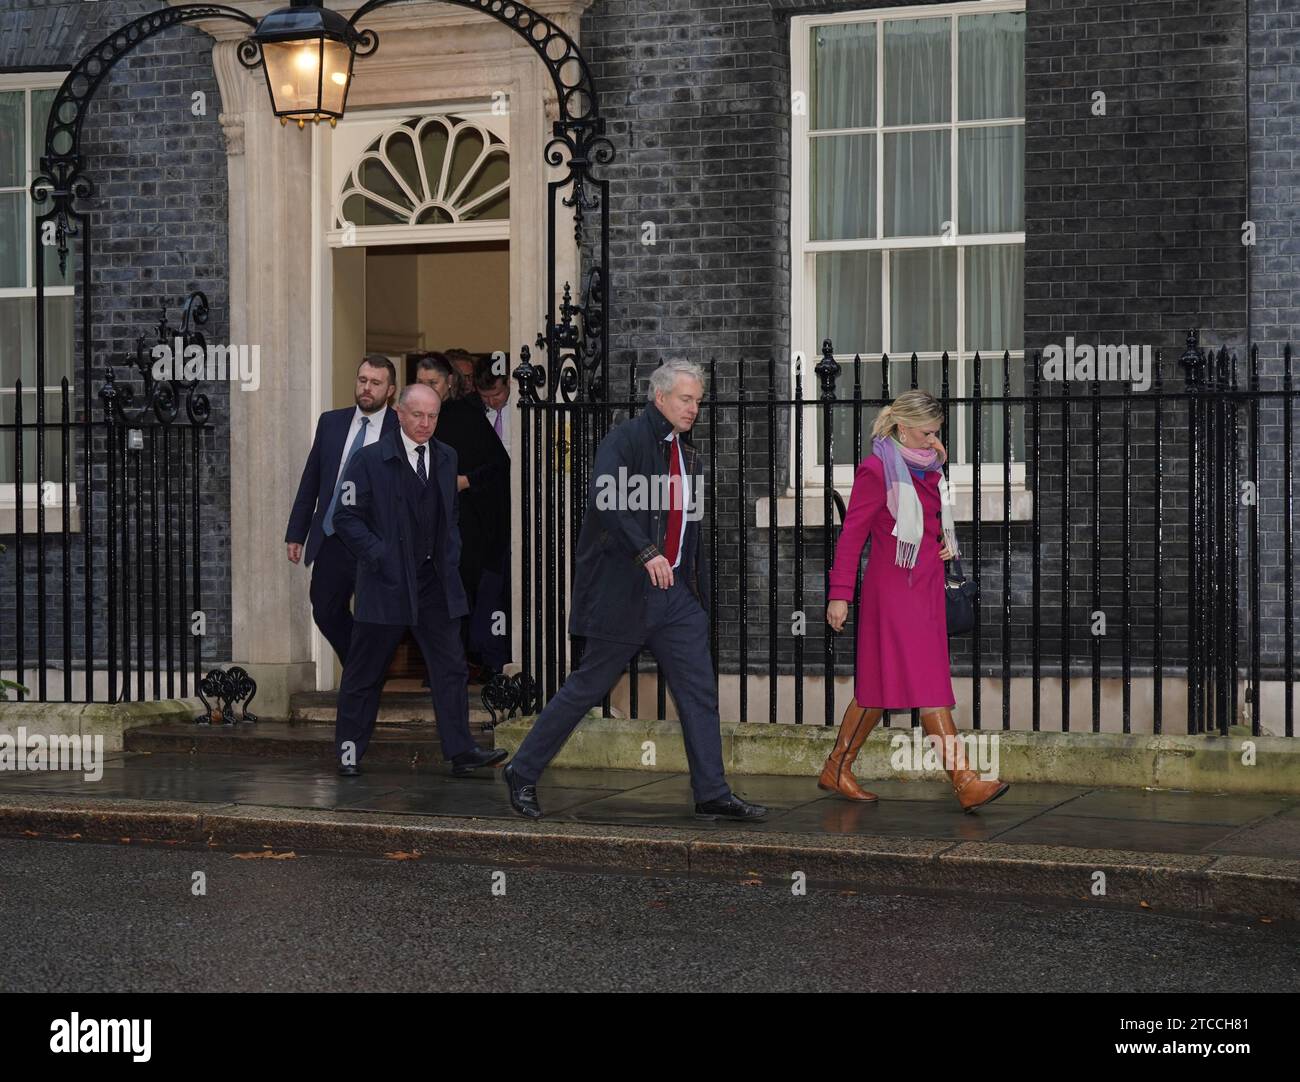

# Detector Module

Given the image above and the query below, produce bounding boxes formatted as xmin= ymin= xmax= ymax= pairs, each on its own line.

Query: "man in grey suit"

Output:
xmin=503 ymin=359 xmax=767 ymax=822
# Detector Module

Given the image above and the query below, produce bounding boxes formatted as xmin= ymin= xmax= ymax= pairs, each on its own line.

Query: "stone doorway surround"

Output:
xmin=172 ymin=0 xmax=594 ymax=714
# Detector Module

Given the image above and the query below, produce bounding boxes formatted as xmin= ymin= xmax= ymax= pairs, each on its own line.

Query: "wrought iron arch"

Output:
xmin=22 ymin=0 xmax=615 ymax=714
xmin=32 ymin=0 xmax=613 ymax=409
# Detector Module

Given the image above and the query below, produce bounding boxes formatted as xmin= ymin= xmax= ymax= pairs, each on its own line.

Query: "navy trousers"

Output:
xmin=334 ymin=557 xmax=477 ymax=765
xmin=510 ymin=577 xmax=730 ymax=804
xmin=467 ymin=549 xmax=510 ymax=671
xmin=310 ymin=534 xmax=356 ymax=664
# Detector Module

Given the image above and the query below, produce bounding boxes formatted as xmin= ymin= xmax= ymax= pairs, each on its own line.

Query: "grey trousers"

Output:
xmin=510 ymin=578 xmax=731 ymax=804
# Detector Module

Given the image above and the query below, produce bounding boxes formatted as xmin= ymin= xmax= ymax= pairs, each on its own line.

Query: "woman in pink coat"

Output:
xmin=821 ymin=390 xmax=1009 ymax=812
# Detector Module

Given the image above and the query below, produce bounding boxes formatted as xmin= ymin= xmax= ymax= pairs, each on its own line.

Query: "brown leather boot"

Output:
xmin=919 ymin=708 xmax=1009 ymax=812
xmin=818 ymin=702 xmax=884 ymax=801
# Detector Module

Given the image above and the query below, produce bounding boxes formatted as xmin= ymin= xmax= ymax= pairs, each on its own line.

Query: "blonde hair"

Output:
xmin=871 ymin=389 xmax=945 ymax=442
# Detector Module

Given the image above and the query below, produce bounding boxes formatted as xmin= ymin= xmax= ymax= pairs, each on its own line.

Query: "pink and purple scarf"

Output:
xmin=872 ymin=434 xmax=960 ymax=569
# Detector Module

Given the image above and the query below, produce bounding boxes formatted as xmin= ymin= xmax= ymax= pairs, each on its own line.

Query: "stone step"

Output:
xmin=124 ymin=719 xmax=496 ymax=764
xmin=287 ymin=689 xmax=497 ymax=727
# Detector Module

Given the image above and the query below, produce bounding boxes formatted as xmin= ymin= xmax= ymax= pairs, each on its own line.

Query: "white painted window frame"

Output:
xmin=789 ymin=1 xmax=1026 ymax=505
xmin=0 ymin=70 xmax=77 ymax=517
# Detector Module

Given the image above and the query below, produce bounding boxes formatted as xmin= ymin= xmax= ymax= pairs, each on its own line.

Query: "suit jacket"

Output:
xmin=331 ymin=427 xmax=470 ymax=625
xmin=431 ymin=396 xmax=510 ymax=580
xmin=284 ymin=405 xmax=400 ymax=565
xmin=568 ymin=401 xmax=711 ymax=644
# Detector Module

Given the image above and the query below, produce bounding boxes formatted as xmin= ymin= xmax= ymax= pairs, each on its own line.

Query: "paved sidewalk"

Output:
xmin=0 ymin=751 xmax=1297 ymax=920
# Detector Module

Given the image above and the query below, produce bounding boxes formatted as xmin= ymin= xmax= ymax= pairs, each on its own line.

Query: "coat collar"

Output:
xmin=644 ymin=399 xmax=698 ymax=447
xmin=643 ymin=399 xmax=674 ymax=439
xmin=378 ymin=424 xmax=443 ymax=466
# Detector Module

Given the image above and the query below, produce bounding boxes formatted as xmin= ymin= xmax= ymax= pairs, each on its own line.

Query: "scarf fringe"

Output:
xmin=875 ymin=435 xmax=960 ymax=567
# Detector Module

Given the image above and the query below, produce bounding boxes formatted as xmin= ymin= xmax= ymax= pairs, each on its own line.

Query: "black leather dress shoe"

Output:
xmin=338 ymin=764 xmax=361 ymax=777
xmin=450 ymin=746 xmax=509 ymax=776
xmin=694 ymin=793 xmax=768 ymax=821
xmin=503 ymin=763 xmax=542 ymax=819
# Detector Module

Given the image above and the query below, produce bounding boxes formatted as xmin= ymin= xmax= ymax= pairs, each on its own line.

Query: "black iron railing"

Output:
xmin=1 ymin=295 xmax=214 ymax=703
xmin=514 ymin=332 xmax=1300 ymax=738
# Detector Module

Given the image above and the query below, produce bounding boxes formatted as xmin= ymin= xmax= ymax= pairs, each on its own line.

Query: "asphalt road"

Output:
xmin=3 ymin=835 xmax=1297 ymax=994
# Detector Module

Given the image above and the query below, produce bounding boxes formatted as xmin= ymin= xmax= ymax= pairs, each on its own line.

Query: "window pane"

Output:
xmin=884 ymin=130 xmax=949 ymax=237
xmin=0 ymin=92 xmax=23 ymax=187
xmin=461 ymin=151 xmax=509 ymax=219
xmin=958 ymin=125 xmax=1024 ymax=233
xmin=962 ymin=352 xmax=1027 ymax=465
xmin=959 ymin=12 xmax=1025 ymax=122
xmin=0 ymin=190 xmax=24 ymax=287
xmin=0 ymin=294 xmax=76 ymax=387
xmin=890 ymin=247 xmax=955 ymax=353
xmin=0 ymin=390 xmax=70 ymax=486
xmin=883 ymin=18 xmax=950 ymax=126
xmin=816 ymin=250 xmax=882 ymax=354
xmin=810 ymin=22 xmax=876 ymax=130
xmin=810 ymin=134 xmax=875 ymax=240
xmin=30 ymin=89 xmax=56 ymax=168
xmin=965 ymin=245 xmax=1024 ymax=352
xmin=823 ymin=357 xmax=946 ymax=466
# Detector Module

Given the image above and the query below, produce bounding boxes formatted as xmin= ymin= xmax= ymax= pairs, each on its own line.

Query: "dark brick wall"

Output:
xmin=0 ymin=0 xmax=231 ymax=690
xmin=2 ymin=0 xmax=1290 ymax=712
xmin=583 ymin=0 xmax=790 ymax=390
xmin=574 ymin=0 xmax=1289 ymax=713
xmin=1248 ymin=0 xmax=1300 ymax=679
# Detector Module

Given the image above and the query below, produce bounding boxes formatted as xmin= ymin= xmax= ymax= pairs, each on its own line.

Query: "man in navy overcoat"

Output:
xmin=330 ymin=382 xmax=505 ymax=777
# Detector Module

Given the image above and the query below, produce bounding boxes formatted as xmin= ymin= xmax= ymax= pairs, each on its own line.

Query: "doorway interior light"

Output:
xmin=251 ymin=0 xmax=368 ymax=128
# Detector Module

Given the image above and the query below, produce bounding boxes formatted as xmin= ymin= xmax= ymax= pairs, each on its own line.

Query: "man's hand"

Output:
xmin=644 ymin=555 xmax=674 ymax=589
xmin=457 ymin=474 xmax=470 ymax=492
xmin=826 ymin=600 xmax=848 ymax=632
xmin=286 ymin=542 xmax=303 ymax=565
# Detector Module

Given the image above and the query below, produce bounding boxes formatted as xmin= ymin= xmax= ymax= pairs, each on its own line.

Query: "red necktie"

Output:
xmin=663 ymin=435 xmax=683 ymax=566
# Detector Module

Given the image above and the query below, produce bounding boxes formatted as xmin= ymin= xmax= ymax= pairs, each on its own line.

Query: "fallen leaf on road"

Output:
xmin=739 ymin=878 xmax=763 ymax=887
xmin=384 ymin=850 xmax=422 ymax=861
xmin=58 ymin=833 xmax=82 ymax=840
xmin=1260 ymin=917 xmax=1273 ymax=924
xmin=119 ymin=837 xmax=131 ymax=844
xmin=21 ymin=830 xmax=38 ymax=837
xmin=232 ymin=850 xmax=297 ymax=860
xmin=1139 ymin=900 xmax=1151 ymax=909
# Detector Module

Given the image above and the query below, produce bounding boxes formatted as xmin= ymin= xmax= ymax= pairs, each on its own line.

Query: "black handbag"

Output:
xmin=945 ymin=556 xmax=977 ymax=636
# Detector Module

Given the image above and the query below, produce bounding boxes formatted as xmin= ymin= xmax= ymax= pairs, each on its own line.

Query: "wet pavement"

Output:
xmin=0 ymin=749 xmax=1296 ymax=858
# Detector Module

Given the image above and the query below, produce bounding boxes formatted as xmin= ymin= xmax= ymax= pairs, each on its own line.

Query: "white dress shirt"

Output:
xmin=664 ymin=430 xmax=689 ymax=570
xmin=400 ymin=427 xmax=431 ymax=477
xmin=334 ymin=404 xmax=388 ymax=489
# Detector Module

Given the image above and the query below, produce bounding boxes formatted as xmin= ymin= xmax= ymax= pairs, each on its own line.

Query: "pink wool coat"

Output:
xmin=827 ymin=454 xmax=956 ymax=710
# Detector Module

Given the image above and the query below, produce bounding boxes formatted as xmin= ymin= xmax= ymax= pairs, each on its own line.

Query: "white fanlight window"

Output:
xmin=329 ymin=110 xmax=509 ymax=247
xmin=791 ymin=1 xmax=1026 ymax=505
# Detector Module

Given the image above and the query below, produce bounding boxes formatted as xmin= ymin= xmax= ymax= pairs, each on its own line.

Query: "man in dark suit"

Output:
xmin=330 ymin=381 xmax=506 ymax=777
xmin=285 ymin=355 xmax=399 ymax=664
xmin=502 ymin=359 xmax=768 ymax=822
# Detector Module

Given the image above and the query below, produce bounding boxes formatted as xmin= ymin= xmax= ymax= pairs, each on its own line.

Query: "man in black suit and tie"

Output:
xmin=330 ymin=382 xmax=507 ymax=777
xmin=285 ymin=354 xmax=399 ymax=664
xmin=502 ymin=359 xmax=767 ymax=822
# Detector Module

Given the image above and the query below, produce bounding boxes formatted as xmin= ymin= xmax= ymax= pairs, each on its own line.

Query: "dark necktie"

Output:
xmin=663 ymin=434 xmax=683 ymax=567
xmin=416 ymin=443 xmax=427 ymax=484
